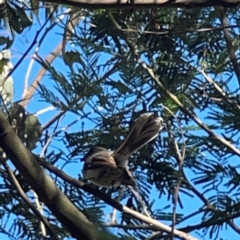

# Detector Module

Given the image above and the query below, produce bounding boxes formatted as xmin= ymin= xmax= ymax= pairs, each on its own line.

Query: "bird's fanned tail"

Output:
xmin=113 ymin=113 xmax=163 ymax=167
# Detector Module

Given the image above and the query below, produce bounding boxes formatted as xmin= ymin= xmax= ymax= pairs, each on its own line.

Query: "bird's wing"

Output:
xmin=83 ymin=148 xmax=117 ymax=169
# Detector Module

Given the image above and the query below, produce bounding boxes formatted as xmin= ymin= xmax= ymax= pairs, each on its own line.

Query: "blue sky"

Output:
xmin=0 ymin=6 xmax=239 ymax=240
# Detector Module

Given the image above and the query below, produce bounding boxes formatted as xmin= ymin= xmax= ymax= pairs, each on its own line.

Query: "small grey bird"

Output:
xmin=82 ymin=113 xmax=163 ymax=188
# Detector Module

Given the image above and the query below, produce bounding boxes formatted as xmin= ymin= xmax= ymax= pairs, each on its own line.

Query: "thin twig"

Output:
xmin=200 ymin=69 xmax=240 ymax=110
xmin=4 ymin=4 xmax=58 ymax=83
xmin=32 ymin=190 xmax=46 ymax=237
xmin=111 ymin=187 xmax=125 ymax=224
xmin=167 ymin=121 xmax=185 ymax=240
xmin=41 ymin=111 xmax=65 ymax=131
xmin=219 ymin=8 xmax=240 ymax=86
xmin=128 ymin=186 xmax=151 ymax=217
xmin=101 ymin=223 xmax=158 ymax=230
xmin=119 ymin=24 xmax=240 ymax=36
xmin=35 ymin=106 xmax=56 ymax=116
xmin=41 ymin=113 xmax=62 ymax=158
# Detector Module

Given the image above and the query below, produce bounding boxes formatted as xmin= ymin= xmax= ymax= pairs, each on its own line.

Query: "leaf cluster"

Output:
xmin=0 ymin=5 xmax=240 ymax=240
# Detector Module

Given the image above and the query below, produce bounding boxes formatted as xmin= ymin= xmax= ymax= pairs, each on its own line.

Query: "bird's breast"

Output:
xmin=83 ymin=166 xmax=124 ymax=187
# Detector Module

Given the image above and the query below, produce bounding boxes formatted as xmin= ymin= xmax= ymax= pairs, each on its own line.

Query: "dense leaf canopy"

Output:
xmin=0 ymin=1 xmax=239 ymax=240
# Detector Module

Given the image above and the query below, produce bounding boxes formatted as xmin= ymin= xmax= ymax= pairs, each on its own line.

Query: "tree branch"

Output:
xmin=0 ymin=110 xmax=98 ymax=240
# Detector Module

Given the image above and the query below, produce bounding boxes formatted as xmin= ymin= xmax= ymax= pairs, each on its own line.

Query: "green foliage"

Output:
xmin=0 ymin=0 xmax=32 ymax=39
xmin=0 ymin=4 xmax=240 ymax=240
xmin=36 ymin=7 xmax=240 ymax=240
